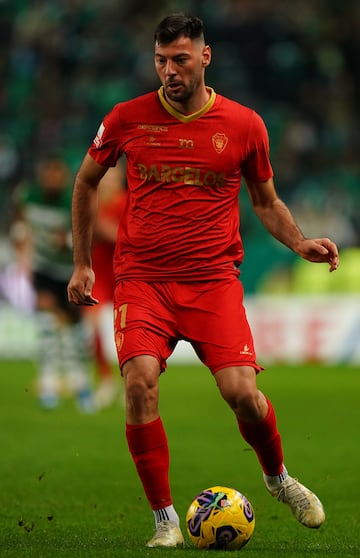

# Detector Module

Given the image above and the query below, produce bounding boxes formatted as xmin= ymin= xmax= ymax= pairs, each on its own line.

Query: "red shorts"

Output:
xmin=113 ymin=278 xmax=262 ymax=375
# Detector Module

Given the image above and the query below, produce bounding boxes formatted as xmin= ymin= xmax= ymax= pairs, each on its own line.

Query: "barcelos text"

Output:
xmin=137 ymin=164 xmax=225 ymax=188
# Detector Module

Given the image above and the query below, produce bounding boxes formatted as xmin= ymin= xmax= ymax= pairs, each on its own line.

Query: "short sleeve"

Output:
xmin=88 ymin=105 xmax=123 ymax=167
xmin=242 ymin=111 xmax=273 ymax=182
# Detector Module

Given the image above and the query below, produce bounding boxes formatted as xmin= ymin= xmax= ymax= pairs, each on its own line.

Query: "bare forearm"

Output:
xmin=253 ymin=197 xmax=339 ymax=270
xmin=253 ymin=198 xmax=305 ymax=254
xmin=67 ymin=155 xmax=109 ymax=305
xmin=245 ymin=178 xmax=338 ymax=270
xmin=71 ymin=175 xmax=98 ymax=267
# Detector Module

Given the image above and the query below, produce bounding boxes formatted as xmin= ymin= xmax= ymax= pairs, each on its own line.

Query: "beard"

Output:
xmin=164 ymin=75 xmax=201 ymax=104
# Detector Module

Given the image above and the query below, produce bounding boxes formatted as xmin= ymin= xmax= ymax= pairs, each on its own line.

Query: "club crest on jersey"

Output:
xmin=212 ymin=132 xmax=228 ymax=154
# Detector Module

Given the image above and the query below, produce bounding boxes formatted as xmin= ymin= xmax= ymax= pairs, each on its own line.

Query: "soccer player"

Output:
xmin=67 ymin=14 xmax=339 ymax=547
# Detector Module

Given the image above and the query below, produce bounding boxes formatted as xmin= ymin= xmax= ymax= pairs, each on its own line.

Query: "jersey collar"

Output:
xmin=157 ymin=86 xmax=216 ymax=122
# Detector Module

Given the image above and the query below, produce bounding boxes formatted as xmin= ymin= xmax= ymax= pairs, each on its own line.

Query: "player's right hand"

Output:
xmin=67 ymin=267 xmax=99 ymax=306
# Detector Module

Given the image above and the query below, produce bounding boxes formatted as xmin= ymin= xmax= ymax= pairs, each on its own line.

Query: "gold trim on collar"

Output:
xmin=157 ymin=86 xmax=216 ymax=122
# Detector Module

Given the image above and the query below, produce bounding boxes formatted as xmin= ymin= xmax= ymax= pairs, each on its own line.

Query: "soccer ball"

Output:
xmin=186 ymin=486 xmax=255 ymax=550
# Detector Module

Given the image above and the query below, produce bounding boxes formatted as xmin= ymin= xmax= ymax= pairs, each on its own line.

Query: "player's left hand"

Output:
xmin=297 ymin=238 xmax=339 ymax=272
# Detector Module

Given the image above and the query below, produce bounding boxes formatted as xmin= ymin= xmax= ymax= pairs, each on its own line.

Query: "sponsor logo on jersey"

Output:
xmin=137 ymin=163 xmax=225 ymax=187
xmin=178 ymin=138 xmax=194 ymax=149
xmin=137 ymin=124 xmax=168 ymax=133
xmin=93 ymin=122 xmax=105 ymax=148
xmin=212 ymin=132 xmax=228 ymax=154
xmin=144 ymin=135 xmax=161 ymax=146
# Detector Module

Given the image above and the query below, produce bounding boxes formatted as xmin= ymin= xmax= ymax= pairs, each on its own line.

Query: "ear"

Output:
xmin=202 ymin=45 xmax=211 ymax=67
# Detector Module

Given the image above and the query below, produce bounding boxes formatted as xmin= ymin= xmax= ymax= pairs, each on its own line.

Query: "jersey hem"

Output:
xmin=114 ymin=266 xmax=240 ymax=283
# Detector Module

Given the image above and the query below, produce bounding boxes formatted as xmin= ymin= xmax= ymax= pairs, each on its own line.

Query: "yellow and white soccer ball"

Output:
xmin=186 ymin=486 xmax=255 ymax=550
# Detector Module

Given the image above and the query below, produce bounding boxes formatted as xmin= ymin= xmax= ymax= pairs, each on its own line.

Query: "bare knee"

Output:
xmin=122 ymin=355 xmax=160 ymax=424
xmin=215 ymin=366 xmax=268 ymax=422
xmin=229 ymin=390 xmax=267 ymax=422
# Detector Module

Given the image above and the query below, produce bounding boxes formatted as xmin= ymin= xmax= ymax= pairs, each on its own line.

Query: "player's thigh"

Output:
xmin=113 ymin=280 xmax=177 ymax=373
xmin=180 ymin=278 xmax=260 ymax=374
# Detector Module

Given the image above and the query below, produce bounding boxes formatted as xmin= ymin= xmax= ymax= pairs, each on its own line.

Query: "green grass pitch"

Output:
xmin=0 ymin=359 xmax=359 ymax=557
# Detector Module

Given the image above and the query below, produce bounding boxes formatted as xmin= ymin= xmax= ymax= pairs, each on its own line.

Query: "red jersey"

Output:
xmin=88 ymin=87 xmax=273 ymax=281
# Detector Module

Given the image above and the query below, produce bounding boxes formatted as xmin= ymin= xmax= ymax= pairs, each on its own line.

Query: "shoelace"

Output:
xmin=153 ymin=521 xmax=175 ymax=539
xmin=277 ymin=479 xmax=311 ymax=509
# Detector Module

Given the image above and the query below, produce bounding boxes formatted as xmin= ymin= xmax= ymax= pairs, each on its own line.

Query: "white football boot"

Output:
xmin=146 ymin=520 xmax=184 ymax=547
xmin=264 ymin=474 xmax=325 ymax=528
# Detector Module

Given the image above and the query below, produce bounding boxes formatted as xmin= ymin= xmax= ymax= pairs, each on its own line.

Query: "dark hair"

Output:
xmin=154 ymin=13 xmax=204 ymax=44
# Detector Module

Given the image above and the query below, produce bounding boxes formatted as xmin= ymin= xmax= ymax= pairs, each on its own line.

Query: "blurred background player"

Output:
xmin=0 ymin=220 xmax=35 ymax=314
xmin=13 ymin=155 xmax=95 ymax=412
xmin=82 ymin=163 xmax=127 ymax=409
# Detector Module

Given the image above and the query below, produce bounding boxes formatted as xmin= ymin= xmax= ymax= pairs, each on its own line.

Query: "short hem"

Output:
xmin=119 ymin=351 xmax=165 ymax=374
xmin=211 ymin=361 xmax=264 ymax=375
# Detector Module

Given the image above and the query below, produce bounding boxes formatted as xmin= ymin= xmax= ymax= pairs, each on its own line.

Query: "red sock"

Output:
xmin=126 ymin=417 xmax=172 ymax=509
xmin=237 ymin=398 xmax=284 ymax=476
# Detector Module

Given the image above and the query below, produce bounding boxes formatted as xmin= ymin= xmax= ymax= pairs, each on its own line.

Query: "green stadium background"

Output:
xmin=0 ymin=0 xmax=359 ymax=363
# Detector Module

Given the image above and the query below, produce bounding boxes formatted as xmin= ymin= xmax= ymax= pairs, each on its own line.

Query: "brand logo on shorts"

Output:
xmin=239 ymin=344 xmax=252 ymax=355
